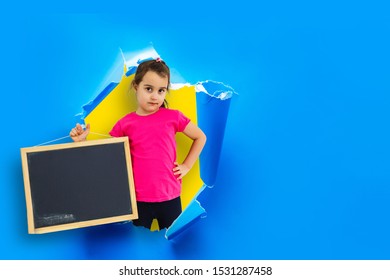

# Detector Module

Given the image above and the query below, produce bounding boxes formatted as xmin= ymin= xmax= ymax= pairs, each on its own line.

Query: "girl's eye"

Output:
xmin=146 ymin=87 xmax=152 ymax=92
xmin=159 ymin=89 xmax=166 ymax=94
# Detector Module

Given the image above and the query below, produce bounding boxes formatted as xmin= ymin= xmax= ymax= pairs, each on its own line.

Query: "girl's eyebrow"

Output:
xmin=143 ymin=84 xmax=167 ymax=90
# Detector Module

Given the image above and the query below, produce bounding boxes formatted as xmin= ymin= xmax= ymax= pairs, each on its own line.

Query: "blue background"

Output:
xmin=1 ymin=1 xmax=390 ymax=259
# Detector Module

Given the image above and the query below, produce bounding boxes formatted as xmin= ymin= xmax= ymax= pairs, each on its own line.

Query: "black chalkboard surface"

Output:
xmin=20 ymin=137 xmax=138 ymax=234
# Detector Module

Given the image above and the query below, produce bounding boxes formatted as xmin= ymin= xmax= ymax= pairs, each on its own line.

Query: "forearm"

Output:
xmin=182 ymin=135 xmax=206 ymax=170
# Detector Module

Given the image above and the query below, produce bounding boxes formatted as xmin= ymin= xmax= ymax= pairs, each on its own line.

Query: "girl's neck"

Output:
xmin=135 ymin=107 xmax=161 ymax=116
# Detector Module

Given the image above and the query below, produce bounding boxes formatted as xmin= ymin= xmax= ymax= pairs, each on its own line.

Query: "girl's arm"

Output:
xmin=173 ymin=122 xmax=207 ymax=179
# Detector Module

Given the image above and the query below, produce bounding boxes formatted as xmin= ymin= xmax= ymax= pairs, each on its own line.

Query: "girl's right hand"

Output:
xmin=70 ymin=123 xmax=90 ymax=142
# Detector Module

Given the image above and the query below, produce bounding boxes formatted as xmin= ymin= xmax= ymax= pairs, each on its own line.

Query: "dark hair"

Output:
xmin=132 ymin=59 xmax=170 ymax=108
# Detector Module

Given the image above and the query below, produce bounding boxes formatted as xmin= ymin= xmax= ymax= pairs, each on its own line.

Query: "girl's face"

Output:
xmin=134 ymin=70 xmax=168 ymax=116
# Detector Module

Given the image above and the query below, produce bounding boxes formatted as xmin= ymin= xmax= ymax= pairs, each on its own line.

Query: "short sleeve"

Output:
xmin=109 ymin=120 xmax=124 ymax=137
xmin=177 ymin=110 xmax=191 ymax=132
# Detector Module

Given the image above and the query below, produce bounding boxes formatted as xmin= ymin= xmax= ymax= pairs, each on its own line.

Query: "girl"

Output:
xmin=70 ymin=59 xmax=206 ymax=230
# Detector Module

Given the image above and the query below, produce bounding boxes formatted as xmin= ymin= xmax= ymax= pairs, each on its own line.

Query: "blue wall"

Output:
xmin=2 ymin=1 xmax=390 ymax=259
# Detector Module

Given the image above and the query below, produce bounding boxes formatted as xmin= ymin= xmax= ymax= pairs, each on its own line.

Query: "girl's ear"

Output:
xmin=132 ymin=81 xmax=138 ymax=91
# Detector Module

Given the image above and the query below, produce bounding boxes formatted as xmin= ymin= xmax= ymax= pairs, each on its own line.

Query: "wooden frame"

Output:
xmin=20 ymin=137 xmax=138 ymax=234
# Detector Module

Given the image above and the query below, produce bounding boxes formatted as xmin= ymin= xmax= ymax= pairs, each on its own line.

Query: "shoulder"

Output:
xmin=112 ymin=112 xmax=136 ymax=130
xmin=117 ymin=112 xmax=137 ymax=122
xmin=159 ymin=108 xmax=185 ymax=117
xmin=159 ymin=108 xmax=190 ymax=131
xmin=160 ymin=107 xmax=176 ymax=114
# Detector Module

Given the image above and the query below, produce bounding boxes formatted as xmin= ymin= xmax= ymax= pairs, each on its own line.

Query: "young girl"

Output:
xmin=70 ymin=59 xmax=206 ymax=230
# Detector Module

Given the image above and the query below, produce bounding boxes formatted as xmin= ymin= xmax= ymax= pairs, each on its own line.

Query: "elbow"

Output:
xmin=194 ymin=131 xmax=207 ymax=147
xmin=202 ymin=131 xmax=207 ymax=146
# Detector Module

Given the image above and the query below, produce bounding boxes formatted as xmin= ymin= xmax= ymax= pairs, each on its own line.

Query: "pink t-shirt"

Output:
xmin=109 ymin=108 xmax=190 ymax=202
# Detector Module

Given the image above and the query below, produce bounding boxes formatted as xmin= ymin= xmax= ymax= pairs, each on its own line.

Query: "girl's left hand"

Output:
xmin=173 ymin=162 xmax=190 ymax=180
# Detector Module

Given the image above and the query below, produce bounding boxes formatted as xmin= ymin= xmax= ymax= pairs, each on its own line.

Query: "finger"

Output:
xmin=76 ymin=125 xmax=83 ymax=133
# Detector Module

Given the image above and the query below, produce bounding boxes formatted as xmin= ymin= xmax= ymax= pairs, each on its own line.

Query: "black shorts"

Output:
xmin=132 ymin=196 xmax=182 ymax=230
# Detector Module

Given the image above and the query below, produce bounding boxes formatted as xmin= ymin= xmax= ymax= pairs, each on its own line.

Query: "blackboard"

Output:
xmin=20 ymin=137 xmax=138 ymax=234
